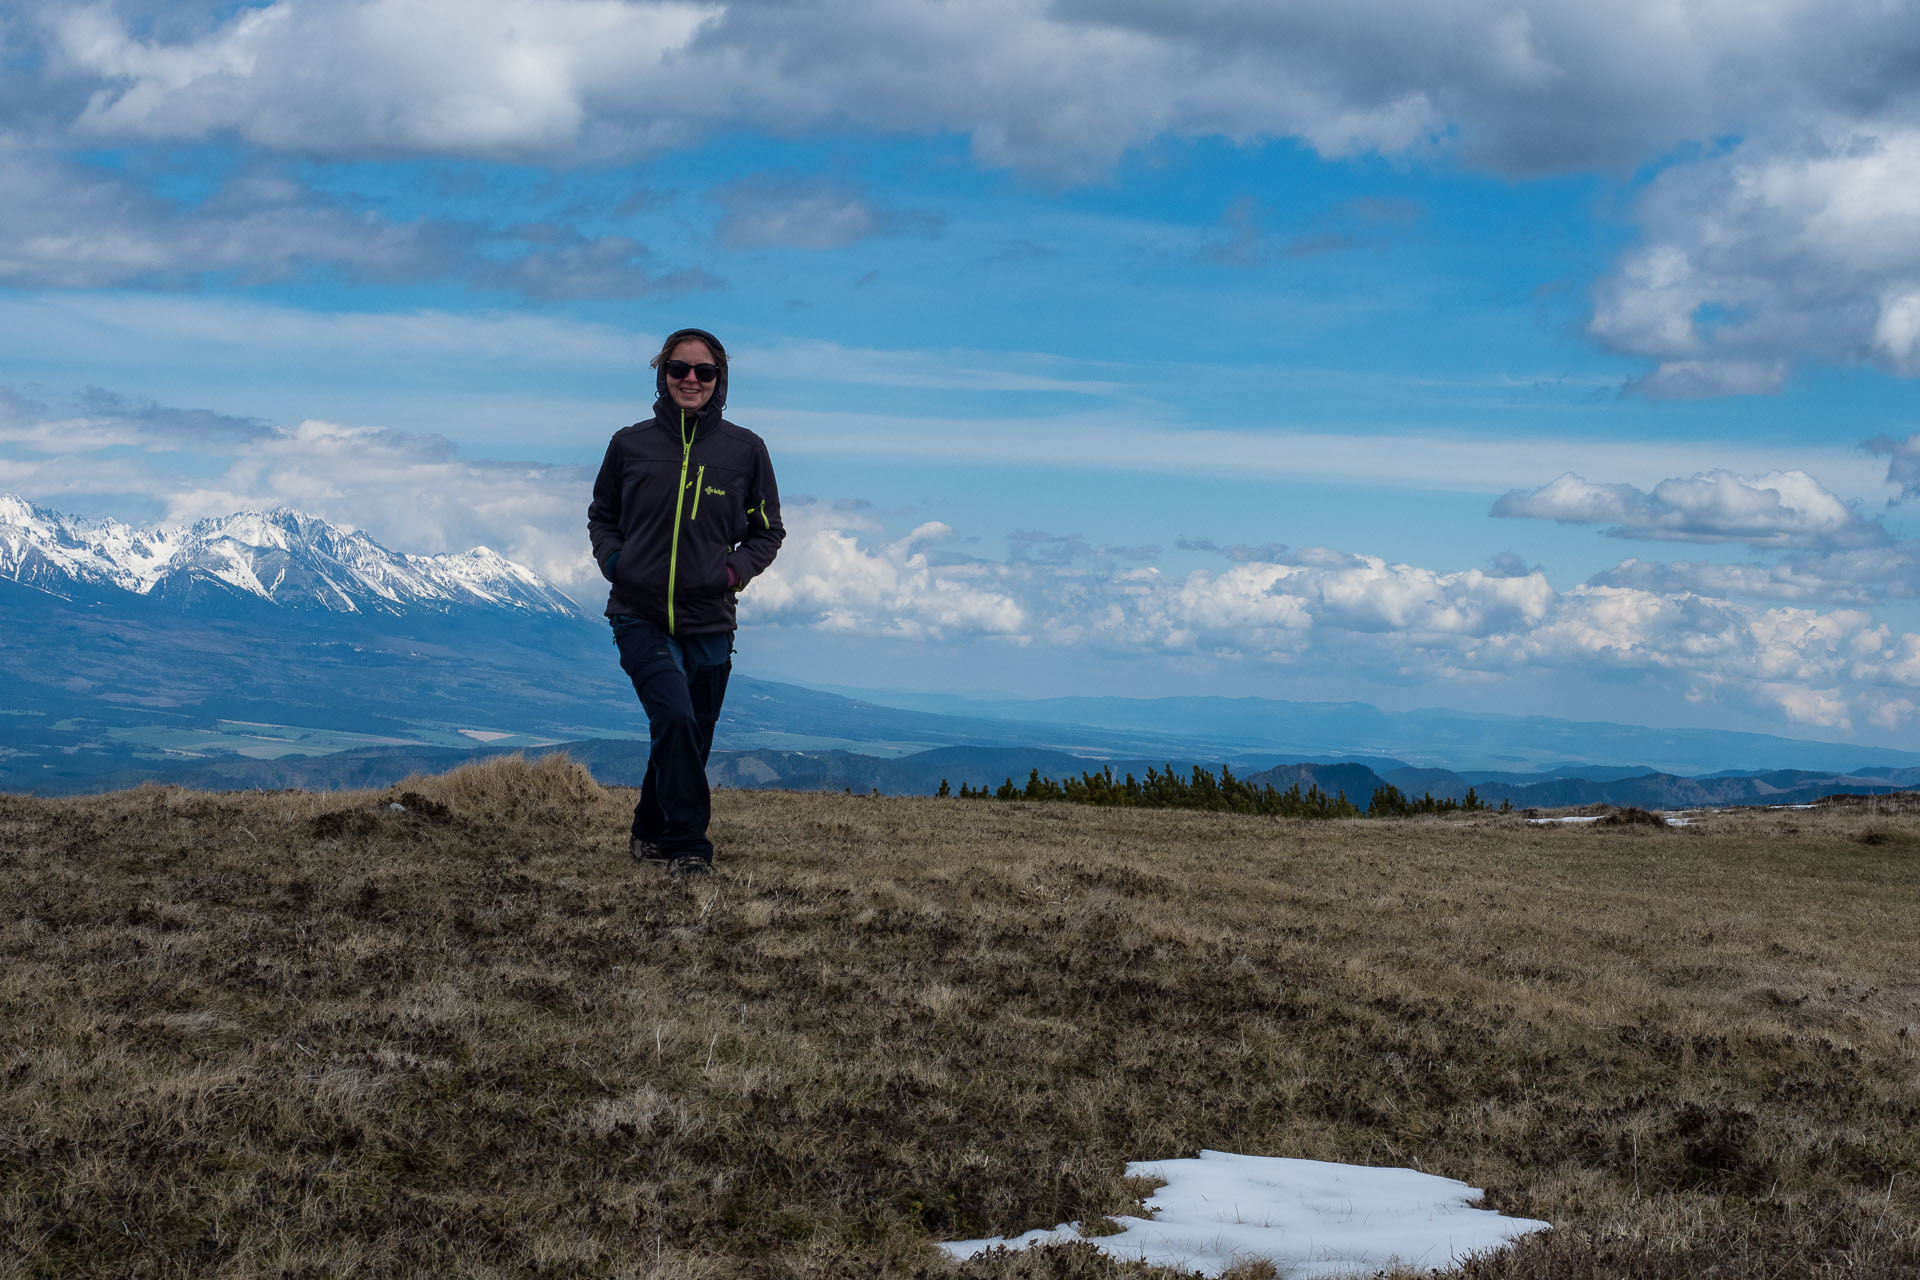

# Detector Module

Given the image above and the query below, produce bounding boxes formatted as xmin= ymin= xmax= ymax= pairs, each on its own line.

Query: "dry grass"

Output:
xmin=1 ymin=755 xmax=1916 ymax=1278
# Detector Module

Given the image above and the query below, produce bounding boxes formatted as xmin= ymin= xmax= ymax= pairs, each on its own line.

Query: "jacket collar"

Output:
xmin=651 ymin=394 xmax=723 ymax=442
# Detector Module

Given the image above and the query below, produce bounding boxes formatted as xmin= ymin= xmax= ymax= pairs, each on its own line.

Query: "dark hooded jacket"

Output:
xmin=587 ymin=331 xmax=784 ymax=634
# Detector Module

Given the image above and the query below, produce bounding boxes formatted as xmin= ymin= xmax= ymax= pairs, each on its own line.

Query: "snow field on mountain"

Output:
xmin=0 ymin=493 xmax=579 ymax=615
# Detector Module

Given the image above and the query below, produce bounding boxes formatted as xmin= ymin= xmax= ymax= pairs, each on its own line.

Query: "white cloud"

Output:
xmin=750 ymin=340 xmax=1127 ymax=396
xmin=41 ymin=0 xmax=1920 ymax=175
xmin=1593 ymin=558 xmax=1860 ymax=607
xmin=1017 ymin=545 xmax=1920 ymax=732
xmin=1492 ymin=469 xmax=1886 ymax=548
xmin=28 ymin=0 xmax=1920 ymax=395
xmin=1043 ymin=552 xmax=1558 ymax=661
xmin=1868 ymin=696 xmax=1917 ymax=731
xmin=1200 ymin=195 xmax=1268 ymax=267
xmin=49 ymin=0 xmax=1421 ymax=173
xmin=0 ymin=394 xmax=597 ymax=591
xmin=0 ymin=132 xmax=711 ymax=296
xmin=1758 ymin=683 xmax=1853 ymax=730
xmin=0 ymin=292 xmax=1137 ymax=400
xmin=1865 ymin=432 xmax=1920 ymax=503
xmin=0 ymin=290 xmax=652 ymax=365
xmin=0 ymin=132 xmax=434 ymax=288
xmin=1474 ymin=588 xmax=1920 ymax=731
xmin=1592 ymin=127 xmax=1920 ymax=392
xmin=0 ymin=388 xmax=272 ymax=456
xmin=712 ymin=174 xmax=942 ymax=250
xmin=13 ymin=289 xmax=1903 ymax=503
xmin=1623 ymin=360 xmax=1788 ymax=400
xmin=57 ymin=0 xmax=715 ymax=156
xmin=11 ymin=385 xmax=1920 ymax=737
xmin=744 ymin=510 xmax=1027 ymax=640
xmin=1591 ymin=542 xmax=1920 ymax=606
xmin=474 ymin=230 xmax=719 ymax=299
xmin=764 ymin=408 xmax=1899 ymax=500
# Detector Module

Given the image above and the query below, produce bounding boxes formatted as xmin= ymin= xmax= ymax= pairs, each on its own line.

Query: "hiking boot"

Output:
xmin=630 ymin=837 xmax=671 ymax=867
xmin=667 ymin=855 xmax=713 ymax=876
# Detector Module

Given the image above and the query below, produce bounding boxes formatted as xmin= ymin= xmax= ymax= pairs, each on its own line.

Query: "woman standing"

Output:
xmin=587 ymin=328 xmax=784 ymax=873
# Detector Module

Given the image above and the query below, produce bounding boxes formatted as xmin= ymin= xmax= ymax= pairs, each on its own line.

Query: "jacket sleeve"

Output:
xmin=587 ymin=437 xmax=625 ymax=577
xmin=726 ymin=435 xmax=784 ymax=588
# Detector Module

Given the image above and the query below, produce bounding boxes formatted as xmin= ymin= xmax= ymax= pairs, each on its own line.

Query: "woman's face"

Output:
xmin=665 ymin=339 xmax=718 ymax=411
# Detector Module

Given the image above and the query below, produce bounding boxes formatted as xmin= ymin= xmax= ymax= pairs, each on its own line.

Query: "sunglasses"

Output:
xmin=664 ymin=360 xmax=720 ymax=383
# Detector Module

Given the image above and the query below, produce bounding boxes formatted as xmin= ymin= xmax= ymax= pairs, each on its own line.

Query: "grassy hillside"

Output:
xmin=2 ymin=757 xmax=1916 ymax=1278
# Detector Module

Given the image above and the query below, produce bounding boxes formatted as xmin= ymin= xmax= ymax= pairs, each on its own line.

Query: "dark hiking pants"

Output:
xmin=612 ymin=617 xmax=732 ymax=860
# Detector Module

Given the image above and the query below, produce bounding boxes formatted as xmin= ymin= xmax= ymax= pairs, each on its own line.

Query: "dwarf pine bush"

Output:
xmin=944 ymin=764 xmax=1359 ymax=818
xmin=1365 ymin=782 xmax=1495 ymax=817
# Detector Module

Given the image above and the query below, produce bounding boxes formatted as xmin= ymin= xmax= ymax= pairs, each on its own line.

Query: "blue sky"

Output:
xmin=4 ymin=0 xmax=1920 ymax=746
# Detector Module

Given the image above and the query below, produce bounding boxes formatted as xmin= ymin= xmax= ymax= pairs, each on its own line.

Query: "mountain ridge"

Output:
xmin=825 ymin=687 xmax=1920 ymax=775
xmin=8 ymin=491 xmax=1920 ymax=794
xmin=17 ymin=733 xmax=1920 ymax=810
xmin=0 ymin=493 xmax=580 ymax=617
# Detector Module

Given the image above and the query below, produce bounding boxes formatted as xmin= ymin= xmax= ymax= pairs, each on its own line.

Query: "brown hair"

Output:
xmin=648 ymin=327 xmax=727 ymax=373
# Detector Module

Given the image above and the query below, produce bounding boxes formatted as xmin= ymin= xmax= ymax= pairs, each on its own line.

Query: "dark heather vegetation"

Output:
xmin=943 ymin=764 xmax=1366 ymax=818
xmin=941 ymin=766 xmax=1513 ymax=819
xmin=1364 ymin=783 xmax=1505 ymax=818
xmin=2 ymin=754 xmax=1916 ymax=1278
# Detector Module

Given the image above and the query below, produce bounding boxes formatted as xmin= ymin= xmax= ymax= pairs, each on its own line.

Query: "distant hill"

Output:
xmin=8 ymin=490 xmax=1920 ymax=799
xmin=20 ymin=733 xmax=1920 ymax=811
xmin=836 ymin=689 xmax=1920 ymax=776
xmin=1243 ymin=761 xmax=1393 ymax=803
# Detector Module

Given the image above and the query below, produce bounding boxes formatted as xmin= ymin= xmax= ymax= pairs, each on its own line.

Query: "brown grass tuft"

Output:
xmin=0 ymin=767 xmax=1914 ymax=1277
xmin=398 ymin=750 xmax=605 ymax=825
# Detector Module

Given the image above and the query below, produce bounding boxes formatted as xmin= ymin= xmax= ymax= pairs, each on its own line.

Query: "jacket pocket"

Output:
xmin=687 ymin=541 xmax=732 ymax=598
xmin=695 ymin=464 xmax=749 ymax=539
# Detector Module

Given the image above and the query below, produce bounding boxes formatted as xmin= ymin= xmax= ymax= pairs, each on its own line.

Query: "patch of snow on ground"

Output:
xmin=1520 ymin=817 xmax=1689 ymax=825
xmin=459 ymin=729 xmax=514 ymax=742
xmin=940 ymin=1150 xmax=1550 ymax=1278
xmin=1529 ymin=813 xmax=1696 ymax=826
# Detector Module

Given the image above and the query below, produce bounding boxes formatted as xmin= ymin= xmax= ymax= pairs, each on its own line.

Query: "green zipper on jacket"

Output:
xmin=690 ymin=465 xmax=706 ymax=521
xmin=666 ymin=412 xmax=694 ymax=634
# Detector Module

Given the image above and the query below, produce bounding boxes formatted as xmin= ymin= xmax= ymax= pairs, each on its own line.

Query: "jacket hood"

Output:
xmin=653 ymin=327 xmax=728 ymax=428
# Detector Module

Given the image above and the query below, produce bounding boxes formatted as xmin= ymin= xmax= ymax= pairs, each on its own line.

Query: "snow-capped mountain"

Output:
xmin=0 ymin=494 xmax=582 ymax=618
